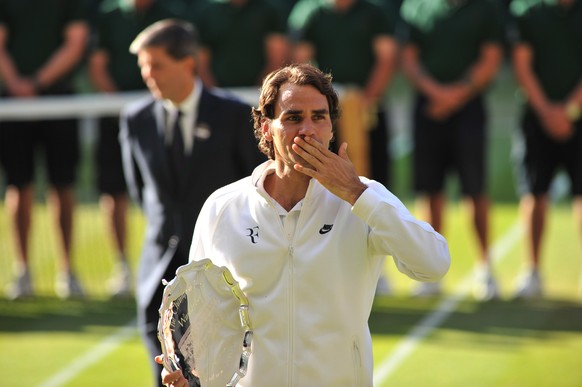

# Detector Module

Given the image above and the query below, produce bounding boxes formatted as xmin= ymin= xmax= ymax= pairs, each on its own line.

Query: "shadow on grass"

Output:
xmin=0 ymin=296 xmax=137 ymax=333
xmin=370 ymin=296 xmax=582 ymax=342
xmin=3 ymin=294 xmax=581 ymax=344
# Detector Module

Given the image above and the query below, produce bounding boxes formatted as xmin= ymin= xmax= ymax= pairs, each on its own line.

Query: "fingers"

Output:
xmin=337 ymin=142 xmax=349 ymax=161
xmin=162 ymin=369 xmax=186 ymax=387
xmin=156 ymin=354 xmax=188 ymax=386
xmin=293 ymin=136 xmax=366 ymax=203
xmin=293 ymin=135 xmax=325 ymax=162
xmin=293 ymin=136 xmax=354 ymax=171
xmin=292 ymin=136 xmax=329 ymax=178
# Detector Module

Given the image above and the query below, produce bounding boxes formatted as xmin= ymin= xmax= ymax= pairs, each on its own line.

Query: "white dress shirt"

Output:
xmin=163 ymin=78 xmax=202 ymax=154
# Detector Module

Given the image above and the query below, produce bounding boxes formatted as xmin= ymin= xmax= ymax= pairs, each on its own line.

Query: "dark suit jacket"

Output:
xmin=119 ymin=86 xmax=264 ymax=328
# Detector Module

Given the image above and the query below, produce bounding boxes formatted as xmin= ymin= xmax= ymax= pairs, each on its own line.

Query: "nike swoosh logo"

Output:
xmin=319 ymin=224 xmax=333 ymax=235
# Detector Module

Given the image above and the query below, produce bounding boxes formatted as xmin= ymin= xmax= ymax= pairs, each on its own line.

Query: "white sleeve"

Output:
xmin=352 ymin=181 xmax=451 ymax=282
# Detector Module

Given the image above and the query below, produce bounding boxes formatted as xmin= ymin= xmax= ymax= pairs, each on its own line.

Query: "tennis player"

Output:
xmin=159 ymin=63 xmax=451 ymax=387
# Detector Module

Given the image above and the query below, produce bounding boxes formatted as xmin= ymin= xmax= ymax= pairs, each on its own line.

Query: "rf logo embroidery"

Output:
xmin=247 ymin=226 xmax=259 ymax=244
xmin=319 ymin=224 xmax=333 ymax=235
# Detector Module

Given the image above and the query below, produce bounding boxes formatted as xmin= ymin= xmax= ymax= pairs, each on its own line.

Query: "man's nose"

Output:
xmin=299 ymin=119 xmax=316 ymax=136
xmin=141 ymin=67 xmax=152 ymax=80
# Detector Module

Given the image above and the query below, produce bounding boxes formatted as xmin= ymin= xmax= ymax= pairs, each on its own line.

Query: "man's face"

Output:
xmin=137 ymin=46 xmax=193 ymax=102
xmin=264 ymin=83 xmax=333 ymax=168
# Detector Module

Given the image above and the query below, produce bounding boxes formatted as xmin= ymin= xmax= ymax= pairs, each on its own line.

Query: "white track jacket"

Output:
xmin=189 ymin=161 xmax=450 ymax=387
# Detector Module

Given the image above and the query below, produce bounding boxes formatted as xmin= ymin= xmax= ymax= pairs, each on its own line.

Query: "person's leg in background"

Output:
xmin=513 ymin=110 xmax=556 ymax=300
xmin=5 ymin=184 xmax=34 ymax=298
xmin=45 ymin=118 xmax=84 ymax=299
xmin=370 ymin=109 xmax=390 ymax=188
xmin=467 ymin=192 xmax=498 ymax=300
xmin=100 ymin=191 xmax=130 ymax=295
xmin=515 ymin=193 xmax=547 ymax=299
xmin=456 ymin=98 xmax=499 ymax=301
xmin=2 ymin=121 xmax=35 ymax=299
xmin=411 ymin=192 xmax=447 ymax=297
xmin=49 ymin=183 xmax=81 ymax=297
xmin=411 ymin=96 xmax=448 ymax=297
xmin=97 ymin=116 xmax=131 ymax=297
xmin=370 ymin=109 xmax=393 ymax=295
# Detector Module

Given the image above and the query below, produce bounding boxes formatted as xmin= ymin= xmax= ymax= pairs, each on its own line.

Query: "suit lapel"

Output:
xmin=154 ymin=102 xmax=167 ymax=143
xmin=194 ymin=88 xmax=213 ymax=145
xmin=196 ymin=87 xmax=212 ymax=124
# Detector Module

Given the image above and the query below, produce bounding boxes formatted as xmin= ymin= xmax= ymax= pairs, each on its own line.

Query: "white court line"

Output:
xmin=373 ymin=221 xmax=523 ymax=386
xmin=39 ymin=319 xmax=138 ymax=387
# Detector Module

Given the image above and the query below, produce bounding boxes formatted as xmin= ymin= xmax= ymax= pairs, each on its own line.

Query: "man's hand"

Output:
xmin=538 ymin=104 xmax=574 ymax=142
xmin=155 ymin=355 xmax=189 ymax=387
xmin=5 ymin=76 xmax=37 ymax=97
xmin=426 ymin=83 xmax=472 ymax=121
xmin=292 ymin=136 xmax=367 ymax=205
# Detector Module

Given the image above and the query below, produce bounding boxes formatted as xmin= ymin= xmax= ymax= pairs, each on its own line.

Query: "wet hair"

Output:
xmin=129 ymin=18 xmax=199 ymax=60
xmin=252 ymin=63 xmax=340 ymax=159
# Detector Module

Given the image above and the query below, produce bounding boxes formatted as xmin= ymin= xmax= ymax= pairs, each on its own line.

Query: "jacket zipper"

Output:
xmin=288 ymin=244 xmax=294 ymax=386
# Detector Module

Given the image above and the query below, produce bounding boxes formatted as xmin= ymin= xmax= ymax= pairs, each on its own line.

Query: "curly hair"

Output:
xmin=252 ymin=63 xmax=340 ymax=160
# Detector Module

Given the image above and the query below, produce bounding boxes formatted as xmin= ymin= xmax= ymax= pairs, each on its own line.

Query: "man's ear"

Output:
xmin=262 ymin=118 xmax=272 ymax=141
xmin=185 ymin=56 xmax=197 ymax=74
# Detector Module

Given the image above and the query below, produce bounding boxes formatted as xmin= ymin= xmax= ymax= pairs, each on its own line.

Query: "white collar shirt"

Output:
xmin=256 ymin=163 xmax=303 ymax=239
xmin=163 ymin=78 xmax=202 ymax=154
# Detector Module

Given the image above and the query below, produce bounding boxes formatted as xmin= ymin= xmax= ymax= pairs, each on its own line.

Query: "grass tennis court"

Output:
xmin=1 ymin=202 xmax=581 ymax=386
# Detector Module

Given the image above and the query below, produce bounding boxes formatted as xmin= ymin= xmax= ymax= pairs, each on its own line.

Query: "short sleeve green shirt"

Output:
xmin=0 ymin=0 xmax=86 ymax=77
xmin=512 ymin=0 xmax=582 ymax=100
xmin=196 ymin=0 xmax=286 ymax=87
xmin=93 ymin=0 xmax=178 ymax=91
xmin=401 ymin=0 xmax=505 ymax=83
xmin=290 ymin=0 xmax=396 ymax=86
